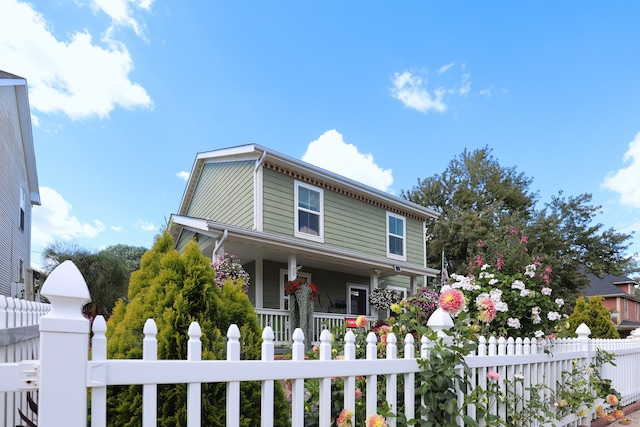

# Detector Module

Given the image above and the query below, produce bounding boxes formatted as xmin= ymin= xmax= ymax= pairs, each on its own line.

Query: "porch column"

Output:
xmin=255 ymin=258 xmax=263 ymax=308
xmin=370 ymin=270 xmax=379 ymax=319
xmin=410 ymin=276 xmax=418 ymax=295
xmin=288 ymin=255 xmax=297 ymax=281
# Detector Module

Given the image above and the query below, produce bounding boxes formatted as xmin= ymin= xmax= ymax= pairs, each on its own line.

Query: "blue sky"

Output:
xmin=2 ymin=1 xmax=639 ymax=269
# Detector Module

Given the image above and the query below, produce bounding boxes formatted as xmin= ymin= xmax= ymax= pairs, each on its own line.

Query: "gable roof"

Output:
xmin=0 ymin=70 xmax=40 ymax=205
xmin=178 ymin=144 xmax=440 ymax=221
xmin=583 ymin=272 xmax=640 ymax=301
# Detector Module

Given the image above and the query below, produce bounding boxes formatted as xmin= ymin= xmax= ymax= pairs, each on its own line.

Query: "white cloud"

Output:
xmin=176 ymin=171 xmax=190 ymax=181
xmin=301 ymin=130 xmax=394 ymax=193
xmin=136 ymin=219 xmax=156 ymax=231
xmin=31 ymin=187 xmax=106 ymax=248
xmin=437 ymin=62 xmax=455 ymax=74
xmin=91 ymin=0 xmax=155 ymax=39
xmin=458 ymin=73 xmax=471 ymax=97
xmin=602 ymin=132 xmax=640 ymax=208
xmin=0 ymin=0 xmax=153 ymax=120
xmin=391 ymin=71 xmax=447 ymax=114
xmin=479 ymin=86 xmax=493 ymax=97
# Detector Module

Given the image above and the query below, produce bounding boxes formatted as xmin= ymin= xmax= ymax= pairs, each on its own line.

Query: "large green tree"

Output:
xmin=106 ymin=232 xmax=289 ymax=427
xmin=403 ymin=147 xmax=636 ymax=302
xmin=43 ymin=241 xmax=130 ymax=316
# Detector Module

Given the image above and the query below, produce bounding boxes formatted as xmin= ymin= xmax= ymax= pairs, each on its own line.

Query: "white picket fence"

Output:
xmin=0 ymin=294 xmax=50 ymax=427
xmin=2 ymin=260 xmax=640 ymax=427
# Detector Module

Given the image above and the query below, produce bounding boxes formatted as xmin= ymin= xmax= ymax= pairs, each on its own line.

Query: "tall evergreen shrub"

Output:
xmin=106 ymin=232 xmax=289 ymax=426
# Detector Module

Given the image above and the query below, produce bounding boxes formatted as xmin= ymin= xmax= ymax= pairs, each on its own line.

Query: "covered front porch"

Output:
xmin=170 ymin=215 xmax=441 ymax=346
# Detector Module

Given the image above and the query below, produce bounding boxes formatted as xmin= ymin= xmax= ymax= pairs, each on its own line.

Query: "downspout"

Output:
xmin=254 ymin=150 xmax=267 ymax=231
xmin=212 ymin=229 xmax=228 ymax=261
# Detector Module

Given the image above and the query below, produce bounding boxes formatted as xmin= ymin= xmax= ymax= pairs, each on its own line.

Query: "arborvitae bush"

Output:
xmin=106 ymin=232 xmax=289 ymax=426
xmin=566 ymin=295 xmax=620 ymax=339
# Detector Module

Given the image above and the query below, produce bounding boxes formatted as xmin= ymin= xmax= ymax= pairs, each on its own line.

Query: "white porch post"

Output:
xmin=370 ymin=270 xmax=379 ymax=319
xmin=255 ymin=258 xmax=264 ymax=308
xmin=288 ymin=254 xmax=297 ymax=281
xmin=410 ymin=276 xmax=418 ymax=295
xmin=38 ymin=261 xmax=91 ymax=427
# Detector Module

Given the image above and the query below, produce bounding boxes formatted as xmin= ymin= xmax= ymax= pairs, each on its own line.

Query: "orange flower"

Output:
xmin=612 ymin=409 xmax=625 ymax=420
xmin=606 ymin=394 xmax=619 ymax=406
xmin=355 ymin=315 xmax=368 ymax=329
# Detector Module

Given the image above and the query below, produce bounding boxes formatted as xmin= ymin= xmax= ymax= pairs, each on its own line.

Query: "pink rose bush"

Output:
xmin=443 ymin=228 xmax=568 ymax=337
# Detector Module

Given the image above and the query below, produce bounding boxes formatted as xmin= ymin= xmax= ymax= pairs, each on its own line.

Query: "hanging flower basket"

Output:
xmin=286 ymin=277 xmax=318 ymax=351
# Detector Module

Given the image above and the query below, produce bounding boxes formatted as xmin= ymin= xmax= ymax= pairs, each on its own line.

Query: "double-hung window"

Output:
xmin=295 ymin=181 xmax=324 ymax=242
xmin=386 ymin=212 xmax=406 ymax=261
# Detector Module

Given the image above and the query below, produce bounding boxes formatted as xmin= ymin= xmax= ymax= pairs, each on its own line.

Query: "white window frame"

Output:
xmin=19 ymin=185 xmax=25 ymax=231
xmin=386 ymin=212 xmax=406 ymax=261
xmin=347 ymin=283 xmax=369 ymax=316
xmin=294 ymin=181 xmax=324 ymax=242
xmin=280 ymin=270 xmax=312 ymax=311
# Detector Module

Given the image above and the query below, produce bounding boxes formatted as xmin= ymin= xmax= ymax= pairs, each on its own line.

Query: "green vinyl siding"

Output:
xmin=262 ymin=168 xmax=295 ymax=235
xmin=261 ymin=167 xmax=425 ymax=264
xmin=187 ymin=161 xmax=254 ymax=228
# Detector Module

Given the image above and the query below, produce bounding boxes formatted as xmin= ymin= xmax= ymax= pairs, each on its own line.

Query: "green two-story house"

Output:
xmin=169 ymin=144 xmax=440 ymax=342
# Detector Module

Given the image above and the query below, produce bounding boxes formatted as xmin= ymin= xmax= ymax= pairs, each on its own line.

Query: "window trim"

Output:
xmin=385 ymin=285 xmax=408 ymax=301
xmin=347 ymin=283 xmax=369 ymax=316
xmin=19 ymin=185 xmax=25 ymax=231
xmin=386 ymin=212 xmax=406 ymax=261
xmin=294 ymin=180 xmax=324 ymax=243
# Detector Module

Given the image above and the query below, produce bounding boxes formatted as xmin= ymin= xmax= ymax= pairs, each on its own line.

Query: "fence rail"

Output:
xmin=2 ymin=261 xmax=640 ymax=427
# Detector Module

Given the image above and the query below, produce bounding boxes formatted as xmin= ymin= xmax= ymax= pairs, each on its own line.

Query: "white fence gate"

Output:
xmin=2 ymin=260 xmax=640 ymax=427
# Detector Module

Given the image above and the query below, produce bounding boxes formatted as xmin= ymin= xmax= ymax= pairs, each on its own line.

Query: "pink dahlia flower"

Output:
xmin=439 ymin=288 xmax=465 ymax=315
xmin=336 ymin=408 xmax=354 ymax=427
xmin=366 ymin=414 xmax=387 ymax=427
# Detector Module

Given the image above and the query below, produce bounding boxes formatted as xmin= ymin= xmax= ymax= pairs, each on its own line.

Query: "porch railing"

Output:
xmin=254 ymin=308 xmax=373 ymax=346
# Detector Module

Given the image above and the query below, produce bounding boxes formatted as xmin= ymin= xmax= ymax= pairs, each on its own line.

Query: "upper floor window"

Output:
xmin=386 ymin=212 xmax=406 ymax=261
xmin=19 ymin=186 xmax=25 ymax=231
xmin=295 ymin=181 xmax=324 ymax=242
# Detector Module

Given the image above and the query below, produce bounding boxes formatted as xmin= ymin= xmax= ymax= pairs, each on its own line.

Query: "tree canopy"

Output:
xmin=42 ymin=241 xmax=139 ymax=317
xmin=403 ymin=146 xmax=637 ymax=304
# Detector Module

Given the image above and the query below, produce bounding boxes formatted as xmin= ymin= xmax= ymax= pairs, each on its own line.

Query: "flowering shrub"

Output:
xmin=369 ymin=288 xmax=403 ymax=310
xmin=445 ymin=228 xmax=568 ymax=337
xmin=212 ymin=252 xmax=250 ymax=291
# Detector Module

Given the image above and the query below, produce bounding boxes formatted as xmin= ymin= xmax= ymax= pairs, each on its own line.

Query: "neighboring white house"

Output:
xmin=0 ymin=70 xmax=40 ymax=298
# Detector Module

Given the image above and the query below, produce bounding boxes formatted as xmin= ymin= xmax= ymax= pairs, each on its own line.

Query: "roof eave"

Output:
xmin=179 ymin=144 xmax=439 ymax=220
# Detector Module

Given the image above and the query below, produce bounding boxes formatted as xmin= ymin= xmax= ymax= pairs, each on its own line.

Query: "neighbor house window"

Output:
xmin=386 ymin=212 xmax=406 ymax=261
xmin=19 ymin=186 xmax=25 ymax=231
xmin=295 ymin=181 xmax=324 ymax=242
xmin=348 ymin=284 xmax=369 ymax=316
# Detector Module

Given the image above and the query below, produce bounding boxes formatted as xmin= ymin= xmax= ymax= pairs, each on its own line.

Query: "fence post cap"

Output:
xmin=575 ymin=323 xmax=591 ymax=337
xmin=41 ymin=260 xmax=91 ymax=304
xmin=427 ymin=307 xmax=454 ymax=330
